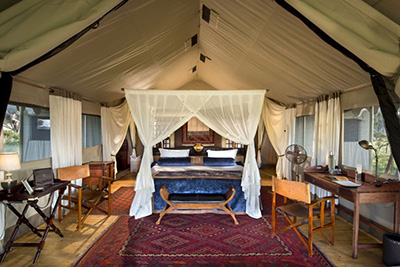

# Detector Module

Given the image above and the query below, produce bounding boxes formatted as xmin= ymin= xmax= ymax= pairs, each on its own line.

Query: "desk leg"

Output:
xmin=352 ymin=194 xmax=360 ymax=259
xmin=395 ymin=193 xmax=400 ymax=233
xmin=1 ymin=204 xmax=31 ymax=263
xmin=6 ymin=203 xmax=42 ymax=238
xmin=31 ymin=188 xmax=66 ymax=264
xmin=31 ymin=202 xmax=63 ymax=238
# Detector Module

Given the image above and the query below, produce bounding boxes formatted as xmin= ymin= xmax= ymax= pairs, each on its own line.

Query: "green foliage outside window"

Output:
xmin=373 ymin=109 xmax=398 ymax=176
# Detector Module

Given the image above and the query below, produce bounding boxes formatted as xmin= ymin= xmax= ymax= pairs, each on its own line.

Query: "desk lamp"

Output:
xmin=358 ymin=140 xmax=379 ymax=183
xmin=0 ymin=152 xmax=21 ymax=195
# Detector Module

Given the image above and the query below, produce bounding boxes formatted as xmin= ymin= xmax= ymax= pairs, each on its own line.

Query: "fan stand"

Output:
xmin=294 ymin=164 xmax=301 ymax=182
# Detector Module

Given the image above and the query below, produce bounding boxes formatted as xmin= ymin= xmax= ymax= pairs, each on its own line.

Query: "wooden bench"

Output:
xmin=156 ymin=184 xmax=239 ymax=225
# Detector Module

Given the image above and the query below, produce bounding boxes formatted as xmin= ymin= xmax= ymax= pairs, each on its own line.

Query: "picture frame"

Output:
xmin=21 ymin=179 xmax=34 ymax=195
xmin=182 ymin=120 xmax=214 ymax=145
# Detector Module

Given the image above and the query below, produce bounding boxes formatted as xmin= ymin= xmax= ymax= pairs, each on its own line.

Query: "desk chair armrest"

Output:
xmin=308 ymin=196 xmax=336 ymax=208
xmin=88 ymin=175 xmax=114 ymax=181
xmin=67 ymin=183 xmax=83 ymax=190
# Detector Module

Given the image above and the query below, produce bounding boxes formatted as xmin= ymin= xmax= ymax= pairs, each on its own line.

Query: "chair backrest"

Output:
xmin=272 ymin=176 xmax=311 ymax=204
xmin=58 ymin=165 xmax=90 ymax=181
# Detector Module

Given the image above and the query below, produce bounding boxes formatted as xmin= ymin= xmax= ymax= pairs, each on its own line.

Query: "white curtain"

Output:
xmin=50 ymin=94 xmax=82 ymax=205
xmin=284 ymin=108 xmax=296 ymax=180
xmin=125 ymin=90 xmax=265 ymax=219
xmin=129 ymin=117 xmax=136 ymax=154
xmin=312 ymin=94 xmax=341 ymax=197
xmin=256 ymin=117 xmax=264 ymax=168
xmin=126 ymin=91 xmax=193 ymax=218
xmin=101 ymin=100 xmax=132 ymax=171
xmin=262 ymin=99 xmax=296 ymax=179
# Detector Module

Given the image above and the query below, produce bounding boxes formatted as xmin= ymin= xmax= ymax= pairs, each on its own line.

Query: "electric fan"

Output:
xmin=285 ymin=144 xmax=307 ymax=181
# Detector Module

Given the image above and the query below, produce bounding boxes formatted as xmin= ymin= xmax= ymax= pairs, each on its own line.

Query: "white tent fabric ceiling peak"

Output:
xmin=1 ymin=0 xmax=399 ymax=104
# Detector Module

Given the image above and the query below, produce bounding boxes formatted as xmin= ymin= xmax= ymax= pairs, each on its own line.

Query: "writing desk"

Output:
xmin=0 ymin=180 xmax=68 ymax=264
xmin=304 ymin=168 xmax=400 ymax=259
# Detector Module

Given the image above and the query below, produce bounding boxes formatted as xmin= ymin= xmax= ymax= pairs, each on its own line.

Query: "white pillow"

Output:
xmin=159 ymin=148 xmax=190 ymax=158
xmin=207 ymin=149 xmax=238 ymax=159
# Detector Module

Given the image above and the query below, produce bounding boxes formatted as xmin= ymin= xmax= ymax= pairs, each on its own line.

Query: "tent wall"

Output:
xmin=341 ymin=86 xmax=379 ymax=111
xmin=10 ymin=80 xmax=101 ymax=115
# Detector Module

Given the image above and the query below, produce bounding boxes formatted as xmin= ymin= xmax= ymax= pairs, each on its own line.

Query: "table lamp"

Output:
xmin=0 ymin=152 xmax=21 ymax=195
xmin=358 ymin=140 xmax=379 ymax=183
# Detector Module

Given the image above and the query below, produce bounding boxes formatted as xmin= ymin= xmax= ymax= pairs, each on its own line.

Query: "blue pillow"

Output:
xmin=203 ymin=157 xmax=236 ymax=167
xmin=157 ymin=157 xmax=191 ymax=166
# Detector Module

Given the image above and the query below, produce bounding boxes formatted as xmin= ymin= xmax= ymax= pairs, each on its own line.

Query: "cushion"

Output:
xmin=157 ymin=157 xmax=191 ymax=166
xmin=159 ymin=148 xmax=190 ymax=158
xmin=207 ymin=149 xmax=238 ymax=159
xmin=203 ymin=157 xmax=236 ymax=166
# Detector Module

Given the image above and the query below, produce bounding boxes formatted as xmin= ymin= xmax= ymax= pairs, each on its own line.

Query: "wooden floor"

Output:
xmin=0 ymin=170 xmax=384 ymax=267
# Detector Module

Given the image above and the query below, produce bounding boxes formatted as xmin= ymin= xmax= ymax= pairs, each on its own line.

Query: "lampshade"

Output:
xmin=358 ymin=140 xmax=374 ymax=150
xmin=0 ymin=152 xmax=21 ymax=172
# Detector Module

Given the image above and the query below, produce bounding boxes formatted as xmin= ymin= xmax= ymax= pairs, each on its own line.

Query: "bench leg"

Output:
xmin=156 ymin=205 xmax=173 ymax=225
xmin=222 ymin=204 xmax=239 ymax=225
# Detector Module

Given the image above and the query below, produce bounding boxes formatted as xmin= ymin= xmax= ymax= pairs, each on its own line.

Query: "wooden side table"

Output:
xmin=0 ymin=180 xmax=68 ymax=264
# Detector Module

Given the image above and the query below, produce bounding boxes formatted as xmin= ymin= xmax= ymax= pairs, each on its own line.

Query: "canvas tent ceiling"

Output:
xmin=0 ymin=0 xmax=399 ymax=105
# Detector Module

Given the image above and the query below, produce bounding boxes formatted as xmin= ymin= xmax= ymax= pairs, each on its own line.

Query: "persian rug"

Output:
xmin=261 ymin=187 xmax=286 ymax=216
xmin=91 ymin=187 xmax=135 ymax=216
xmin=74 ymin=213 xmax=333 ymax=266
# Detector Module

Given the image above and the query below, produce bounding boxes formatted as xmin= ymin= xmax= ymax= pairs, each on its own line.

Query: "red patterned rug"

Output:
xmin=74 ymin=213 xmax=332 ymax=266
xmin=91 ymin=187 xmax=135 ymax=215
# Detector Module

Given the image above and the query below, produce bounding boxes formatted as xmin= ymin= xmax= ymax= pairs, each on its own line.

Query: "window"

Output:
xmin=2 ymin=104 xmax=51 ymax=162
xmin=295 ymin=115 xmax=314 ymax=157
xmin=225 ymin=139 xmax=243 ymax=148
xmin=373 ymin=107 xmax=398 ymax=176
xmin=343 ymin=108 xmax=371 ymax=170
xmin=82 ymin=114 xmax=102 ymax=148
xmin=342 ymin=106 xmax=398 ymax=177
xmin=162 ymin=137 xmax=170 ymax=148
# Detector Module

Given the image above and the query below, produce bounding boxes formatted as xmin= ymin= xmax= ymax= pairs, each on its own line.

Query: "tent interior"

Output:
xmin=0 ymin=0 xmax=400 ymax=266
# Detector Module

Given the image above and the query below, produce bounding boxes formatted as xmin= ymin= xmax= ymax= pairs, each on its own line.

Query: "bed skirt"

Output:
xmin=153 ymin=178 xmax=246 ymax=212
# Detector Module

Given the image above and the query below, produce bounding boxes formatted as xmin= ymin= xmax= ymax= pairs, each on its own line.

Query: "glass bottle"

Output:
xmin=328 ymin=151 xmax=335 ymax=174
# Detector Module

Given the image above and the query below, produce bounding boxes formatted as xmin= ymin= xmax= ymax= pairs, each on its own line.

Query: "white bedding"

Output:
xmin=151 ymin=164 xmax=244 ymax=175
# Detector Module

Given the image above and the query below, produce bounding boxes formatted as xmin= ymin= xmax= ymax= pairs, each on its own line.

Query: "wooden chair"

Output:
xmin=271 ymin=176 xmax=335 ymax=256
xmin=57 ymin=164 xmax=113 ymax=230
xmin=156 ymin=184 xmax=238 ymax=225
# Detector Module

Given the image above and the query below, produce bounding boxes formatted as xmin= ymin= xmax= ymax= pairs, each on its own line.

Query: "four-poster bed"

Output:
xmin=125 ymin=90 xmax=266 ymax=219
